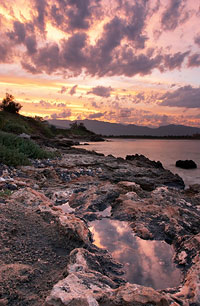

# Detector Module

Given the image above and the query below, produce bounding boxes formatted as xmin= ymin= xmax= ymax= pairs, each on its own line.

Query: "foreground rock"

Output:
xmin=0 ymin=151 xmax=199 ymax=305
xmin=176 ymin=159 xmax=197 ymax=169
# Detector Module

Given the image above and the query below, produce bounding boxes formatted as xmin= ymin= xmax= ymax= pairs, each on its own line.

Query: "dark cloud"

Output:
xmin=88 ymin=86 xmax=113 ymax=98
xmin=194 ymin=33 xmax=200 ymax=46
xmin=7 ymin=21 xmax=26 ymax=43
xmin=132 ymin=92 xmax=145 ymax=104
xmin=1 ymin=1 xmax=193 ymax=79
xmin=51 ymin=109 xmax=71 ymax=119
xmin=25 ymin=36 xmax=37 ymax=55
xmin=32 ymin=43 xmax=60 ymax=74
xmin=160 ymin=86 xmax=200 ymax=108
xmin=50 ymin=4 xmax=64 ymax=27
xmin=88 ymin=112 xmax=105 ymax=119
xmin=50 ymin=0 xmax=100 ymax=32
xmin=115 ymin=48 xmax=162 ymax=77
xmin=161 ymin=0 xmax=189 ymax=31
xmin=38 ymin=100 xmax=52 ymax=108
xmin=34 ymin=0 xmax=47 ymax=31
xmin=21 ymin=61 xmax=40 ymax=74
xmin=188 ymin=53 xmax=200 ymax=67
xmin=67 ymin=0 xmax=91 ymax=30
xmin=69 ymin=84 xmax=78 ymax=95
xmin=57 ymin=103 xmax=66 ymax=107
xmin=123 ymin=1 xmax=149 ymax=49
xmin=91 ymin=101 xmax=101 ymax=108
xmin=60 ymin=33 xmax=87 ymax=74
xmin=58 ymin=86 xmax=68 ymax=94
xmin=163 ymin=51 xmax=189 ymax=70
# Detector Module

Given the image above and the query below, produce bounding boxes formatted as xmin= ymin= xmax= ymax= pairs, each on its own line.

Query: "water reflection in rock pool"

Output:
xmin=89 ymin=218 xmax=182 ymax=290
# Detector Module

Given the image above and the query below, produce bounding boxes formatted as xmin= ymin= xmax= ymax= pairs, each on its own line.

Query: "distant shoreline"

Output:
xmin=104 ymin=135 xmax=200 ymax=140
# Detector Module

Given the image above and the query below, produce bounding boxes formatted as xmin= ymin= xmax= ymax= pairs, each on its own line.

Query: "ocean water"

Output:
xmin=76 ymin=139 xmax=200 ymax=187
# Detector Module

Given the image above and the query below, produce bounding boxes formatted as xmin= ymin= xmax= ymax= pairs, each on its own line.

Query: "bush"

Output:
xmin=0 ymin=93 xmax=22 ymax=114
xmin=3 ymin=121 xmax=28 ymax=134
xmin=0 ymin=145 xmax=30 ymax=166
xmin=0 ymin=131 xmax=54 ymax=166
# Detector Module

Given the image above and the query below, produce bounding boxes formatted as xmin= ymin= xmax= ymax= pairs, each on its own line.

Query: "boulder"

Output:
xmin=175 ymin=160 xmax=197 ymax=169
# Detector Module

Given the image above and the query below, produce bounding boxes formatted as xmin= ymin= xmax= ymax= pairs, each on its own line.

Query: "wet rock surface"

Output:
xmin=0 ymin=150 xmax=199 ymax=305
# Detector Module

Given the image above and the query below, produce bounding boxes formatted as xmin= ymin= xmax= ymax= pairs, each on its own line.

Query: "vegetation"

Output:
xmin=0 ymin=93 xmax=102 ymax=166
xmin=0 ymin=131 xmax=54 ymax=166
xmin=0 ymin=111 xmax=54 ymax=137
xmin=69 ymin=121 xmax=95 ymax=136
xmin=0 ymin=189 xmax=12 ymax=197
xmin=0 ymin=93 xmax=22 ymax=114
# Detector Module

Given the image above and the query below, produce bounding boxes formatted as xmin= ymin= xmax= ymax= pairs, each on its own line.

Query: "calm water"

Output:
xmin=90 ymin=219 xmax=181 ymax=289
xmin=76 ymin=139 xmax=200 ymax=187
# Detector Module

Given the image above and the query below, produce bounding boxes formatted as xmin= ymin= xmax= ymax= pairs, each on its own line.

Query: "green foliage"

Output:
xmin=0 ymin=189 xmax=12 ymax=197
xmin=0 ymin=144 xmax=30 ymax=166
xmin=0 ymin=131 xmax=54 ymax=166
xmin=69 ymin=121 xmax=94 ymax=136
xmin=3 ymin=121 xmax=28 ymax=134
xmin=0 ymin=93 xmax=22 ymax=114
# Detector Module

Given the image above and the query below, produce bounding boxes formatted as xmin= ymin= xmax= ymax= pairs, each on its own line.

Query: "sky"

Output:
xmin=0 ymin=0 xmax=200 ymax=127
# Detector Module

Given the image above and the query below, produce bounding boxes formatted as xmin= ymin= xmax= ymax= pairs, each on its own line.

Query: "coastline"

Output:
xmin=0 ymin=145 xmax=200 ymax=305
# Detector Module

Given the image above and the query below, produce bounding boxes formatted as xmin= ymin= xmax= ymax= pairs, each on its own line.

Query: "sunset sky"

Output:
xmin=0 ymin=0 xmax=200 ymax=127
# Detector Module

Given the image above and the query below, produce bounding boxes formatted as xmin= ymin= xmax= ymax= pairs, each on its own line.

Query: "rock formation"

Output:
xmin=176 ymin=159 xmax=197 ymax=169
xmin=0 ymin=149 xmax=199 ymax=305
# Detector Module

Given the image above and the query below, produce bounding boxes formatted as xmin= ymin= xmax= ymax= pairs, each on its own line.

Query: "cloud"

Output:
xmin=132 ymin=92 xmax=145 ymax=104
xmin=21 ymin=61 xmax=40 ymax=74
xmin=58 ymin=86 xmax=68 ymax=94
xmin=51 ymin=109 xmax=71 ymax=119
xmin=57 ymin=103 xmax=66 ymax=107
xmin=88 ymin=112 xmax=105 ymax=119
xmin=194 ymin=33 xmax=200 ymax=46
xmin=161 ymin=0 xmax=189 ymax=31
xmin=60 ymin=33 xmax=87 ymax=74
xmin=32 ymin=43 xmax=60 ymax=74
xmin=88 ymin=86 xmax=113 ymax=98
xmin=163 ymin=51 xmax=189 ymax=70
xmin=7 ymin=21 xmax=26 ymax=43
xmin=0 ymin=0 xmax=194 ymax=79
xmin=119 ymin=108 xmax=131 ymax=118
xmin=160 ymin=86 xmax=200 ymax=108
xmin=69 ymin=84 xmax=78 ymax=95
xmin=187 ymin=53 xmax=200 ymax=68
xmin=50 ymin=0 xmax=100 ymax=32
xmin=0 ymin=42 xmax=13 ymax=63
xmin=34 ymin=0 xmax=47 ymax=31
xmin=25 ymin=36 xmax=37 ymax=55
xmin=38 ymin=100 xmax=52 ymax=108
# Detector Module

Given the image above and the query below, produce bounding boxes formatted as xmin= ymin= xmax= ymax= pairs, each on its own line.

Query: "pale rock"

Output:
xmin=177 ymin=251 xmax=187 ymax=265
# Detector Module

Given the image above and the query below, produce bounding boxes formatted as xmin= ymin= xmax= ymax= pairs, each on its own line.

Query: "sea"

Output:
xmin=76 ymin=139 xmax=200 ymax=187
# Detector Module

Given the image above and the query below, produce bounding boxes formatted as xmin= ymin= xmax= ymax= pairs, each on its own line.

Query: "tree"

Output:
xmin=0 ymin=93 xmax=22 ymax=114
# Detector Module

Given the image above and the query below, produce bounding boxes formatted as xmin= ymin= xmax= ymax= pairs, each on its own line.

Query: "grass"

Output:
xmin=0 ymin=131 xmax=55 ymax=166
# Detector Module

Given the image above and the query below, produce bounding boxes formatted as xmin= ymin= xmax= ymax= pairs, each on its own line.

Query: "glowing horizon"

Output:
xmin=0 ymin=0 xmax=200 ymax=127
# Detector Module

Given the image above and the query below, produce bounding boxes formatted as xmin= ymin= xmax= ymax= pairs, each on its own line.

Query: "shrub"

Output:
xmin=0 ymin=131 xmax=54 ymax=166
xmin=0 ymin=93 xmax=22 ymax=114
xmin=0 ymin=145 xmax=30 ymax=166
xmin=3 ymin=121 xmax=28 ymax=134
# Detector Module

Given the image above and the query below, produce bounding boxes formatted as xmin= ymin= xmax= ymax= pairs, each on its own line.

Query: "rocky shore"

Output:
xmin=0 ymin=145 xmax=199 ymax=306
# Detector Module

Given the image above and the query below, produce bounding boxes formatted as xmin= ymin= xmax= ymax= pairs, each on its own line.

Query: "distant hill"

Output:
xmin=49 ymin=119 xmax=200 ymax=137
